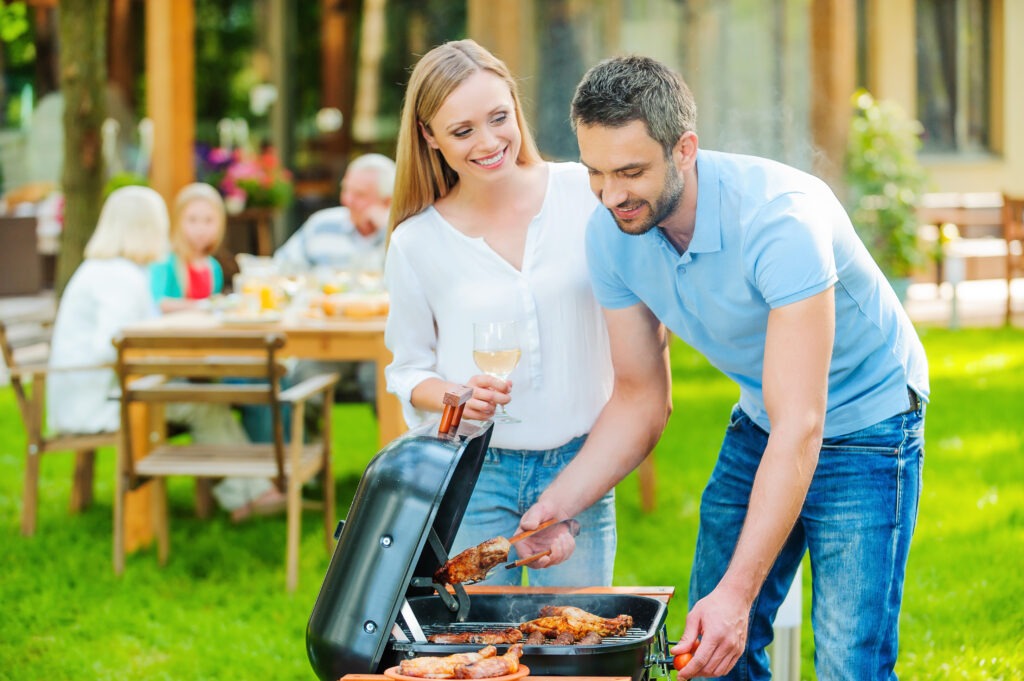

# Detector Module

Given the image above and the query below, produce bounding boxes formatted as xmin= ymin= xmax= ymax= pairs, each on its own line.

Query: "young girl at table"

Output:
xmin=384 ymin=40 xmax=616 ymax=586
xmin=149 ymin=182 xmax=226 ymax=313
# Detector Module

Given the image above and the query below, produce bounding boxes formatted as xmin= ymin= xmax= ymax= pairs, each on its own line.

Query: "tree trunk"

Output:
xmin=56 ymin=0 xmax=108 ymax=295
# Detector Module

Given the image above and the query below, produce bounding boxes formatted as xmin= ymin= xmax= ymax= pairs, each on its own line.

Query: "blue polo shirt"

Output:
xmin=586 ymin=149 xmax=929 ymax=438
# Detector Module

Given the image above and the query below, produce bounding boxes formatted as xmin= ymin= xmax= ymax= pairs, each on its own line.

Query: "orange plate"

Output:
xmin=382 ymin=664 xmax=529 ymax=681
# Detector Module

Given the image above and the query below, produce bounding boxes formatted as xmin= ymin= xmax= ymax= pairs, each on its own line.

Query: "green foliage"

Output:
xmin=845 ymin=90 xmax=930 ymax=279
xmin=102 ymin=171 xmax=149 ymax=199
xmin=1 ymin=330 xmax=1022 ymax=679
xmin=0 ymin=2 xmax=35 ymax=66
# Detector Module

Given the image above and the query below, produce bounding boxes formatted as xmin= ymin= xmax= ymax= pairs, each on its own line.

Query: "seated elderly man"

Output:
xmin=274 ymin=153 xmax=396 ymax=407
xmin=274 ymin=153 xmax=396 ymax=273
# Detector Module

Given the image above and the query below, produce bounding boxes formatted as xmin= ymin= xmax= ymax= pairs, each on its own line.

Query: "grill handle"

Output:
xmin=644 ymin=631 xmax=676 ymax=675
xmin=438 ymin=386 xmax=474 ymax=438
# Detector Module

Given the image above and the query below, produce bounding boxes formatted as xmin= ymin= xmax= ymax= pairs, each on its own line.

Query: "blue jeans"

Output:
xmin=691 ymin=401 xmax=925 ymax=680
xmin=451 ymin=434 xmax=617 ymax=587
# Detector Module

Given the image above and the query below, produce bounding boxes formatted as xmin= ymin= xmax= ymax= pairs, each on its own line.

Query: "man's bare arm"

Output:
xmin=677 ymin=286 xmax=834 ymax=678
xmin=515 ymin=302 xmax=672 ymax=564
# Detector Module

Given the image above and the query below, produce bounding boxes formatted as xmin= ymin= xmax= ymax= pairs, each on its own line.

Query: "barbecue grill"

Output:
xmin=307 ymin=393 xmax=673 ymax=680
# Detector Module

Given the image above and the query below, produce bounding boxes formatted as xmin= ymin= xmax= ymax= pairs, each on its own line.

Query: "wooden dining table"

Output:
xmin=118 ymin=309 xmax=403 ymax=552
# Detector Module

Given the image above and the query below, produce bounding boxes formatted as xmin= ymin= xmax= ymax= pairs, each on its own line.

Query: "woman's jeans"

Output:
xmin=451 ymin=434 xmax=617 ymax=587
xmin=691 ymin=401 xmax=925 ymax=680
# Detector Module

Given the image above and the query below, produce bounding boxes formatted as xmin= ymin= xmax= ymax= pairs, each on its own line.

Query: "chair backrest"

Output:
xmin=0 ymin=311 xmax=55 ymax=443
xmin=112 ymin=330 xmax=289 ymax=486
xmin=1003 ymin=194 xmax=1024 ymax=243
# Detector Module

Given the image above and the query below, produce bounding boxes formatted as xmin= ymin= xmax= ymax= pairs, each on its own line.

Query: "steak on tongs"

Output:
xmin=432 ymin=537 xmax=512 ymax=586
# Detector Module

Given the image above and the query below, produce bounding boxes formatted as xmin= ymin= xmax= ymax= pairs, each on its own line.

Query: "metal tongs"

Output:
xmin=462 ymin=518 xmax=582 ymax=585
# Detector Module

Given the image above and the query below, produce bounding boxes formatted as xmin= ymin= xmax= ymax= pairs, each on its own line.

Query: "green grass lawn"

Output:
xmin=1 ymin=327 xmax=1022 ymax=680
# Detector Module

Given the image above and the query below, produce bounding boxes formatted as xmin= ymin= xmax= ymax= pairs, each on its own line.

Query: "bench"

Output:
xmin=916 ymin=192 xmax=1022 ymax=325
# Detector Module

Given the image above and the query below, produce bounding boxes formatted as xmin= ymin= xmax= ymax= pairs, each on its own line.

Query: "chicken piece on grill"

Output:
xmin=398 ymin=645 xmax=497 ymax=678
xmin=433 ymin=537 xmax=511 ymax=585
xmin=453 ymin=644 xmax=523 ymax=679
xmin=520 ymin=606 xmax=633 ymax=639
xmin=427 ymin=628 xmax=524 ymax=645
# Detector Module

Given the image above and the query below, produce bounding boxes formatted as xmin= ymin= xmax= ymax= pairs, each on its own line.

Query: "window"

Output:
xmin=916 ymin=0 xmax=992 ymax=154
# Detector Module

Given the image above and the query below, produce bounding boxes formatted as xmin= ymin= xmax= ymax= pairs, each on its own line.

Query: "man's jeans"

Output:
xmin=452 ymin=434 xmax=617 ymax=587
xmin=691 ymin=401 xmax=925 ymax=680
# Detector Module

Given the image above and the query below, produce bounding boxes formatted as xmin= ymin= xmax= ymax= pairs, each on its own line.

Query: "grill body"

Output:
xmin=307 ymin=420 xmax=492 ymax=680
xmin=383 ymin=593 xmax=669 ymax=680
xmin=306 ymin=415 xmax=672 ymax=680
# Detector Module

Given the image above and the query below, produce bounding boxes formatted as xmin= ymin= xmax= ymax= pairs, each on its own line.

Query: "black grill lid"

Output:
xmin=306 ymin=417 xmax=493 ymax=680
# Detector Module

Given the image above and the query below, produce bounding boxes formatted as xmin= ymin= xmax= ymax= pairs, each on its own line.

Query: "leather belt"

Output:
xmin=903 ymin=388 xmax=921 ymax=414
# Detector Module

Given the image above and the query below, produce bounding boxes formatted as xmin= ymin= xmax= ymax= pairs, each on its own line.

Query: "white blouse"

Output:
xmin=47 ymin=258 xmax=156 ymax=434
xmin=384 ymin=162 xmax=613 ymax=450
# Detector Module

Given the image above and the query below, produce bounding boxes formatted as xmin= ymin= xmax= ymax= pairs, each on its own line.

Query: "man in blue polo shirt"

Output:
xmin=515 ymin=56 xmax=927 ymax=680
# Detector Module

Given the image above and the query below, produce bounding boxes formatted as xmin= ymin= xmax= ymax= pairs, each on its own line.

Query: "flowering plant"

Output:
xmin=195 ymin=143 xmax=293 ymax=212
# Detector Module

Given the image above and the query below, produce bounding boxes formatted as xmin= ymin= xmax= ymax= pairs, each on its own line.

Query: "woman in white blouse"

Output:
xmin=48 ymin=187 xmax=170 ymax=435
xmin=384 ymin=40 xmax=615 ymax=586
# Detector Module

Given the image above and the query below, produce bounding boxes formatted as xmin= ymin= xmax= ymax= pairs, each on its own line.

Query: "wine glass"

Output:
xmin=473 ymin=321 xmax=522 ymax=424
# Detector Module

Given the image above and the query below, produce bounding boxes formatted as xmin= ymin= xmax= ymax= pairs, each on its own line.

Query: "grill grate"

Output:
xmin=394 ymin=621 xmax=652 ymax=646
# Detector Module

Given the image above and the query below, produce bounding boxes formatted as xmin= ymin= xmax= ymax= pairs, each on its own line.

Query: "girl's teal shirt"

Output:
xmin=149 ymin=253 xmax=224 ymax=302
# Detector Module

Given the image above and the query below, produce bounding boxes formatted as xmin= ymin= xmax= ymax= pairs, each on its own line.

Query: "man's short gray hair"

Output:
xmin=570 ymin=55 xmax=697 ymax=157
xmin=346 ymin=153 xmax=397 ymax=199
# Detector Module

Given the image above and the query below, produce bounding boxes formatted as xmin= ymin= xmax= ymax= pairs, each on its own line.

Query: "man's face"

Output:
xmin=577 ymin=120 xmax=684 ymax=236
xmin=340 ymin=168 xmax=387 ymax=234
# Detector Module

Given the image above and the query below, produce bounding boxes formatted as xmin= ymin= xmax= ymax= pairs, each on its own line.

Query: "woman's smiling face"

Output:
xmin=420 ymin=70 xmax=521 ymax=182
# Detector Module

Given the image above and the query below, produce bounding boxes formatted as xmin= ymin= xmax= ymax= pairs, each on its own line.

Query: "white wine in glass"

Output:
xmin=473 ymin=321 xmax=522 ymax=423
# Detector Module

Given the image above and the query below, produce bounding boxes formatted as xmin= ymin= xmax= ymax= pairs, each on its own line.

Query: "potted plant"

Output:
xmin=844 ymin=90 xmax=929 ymax=301
xmin=196 ymin=142 xmax=293 ymax=214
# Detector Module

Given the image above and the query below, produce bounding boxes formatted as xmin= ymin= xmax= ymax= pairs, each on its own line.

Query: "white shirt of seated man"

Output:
xmin=274 ymin=154 xmax=395 ymax=273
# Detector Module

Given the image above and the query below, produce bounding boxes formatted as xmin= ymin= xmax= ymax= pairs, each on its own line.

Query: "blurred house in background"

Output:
xmin=0 ymin=0 xmax=1020 ymax=268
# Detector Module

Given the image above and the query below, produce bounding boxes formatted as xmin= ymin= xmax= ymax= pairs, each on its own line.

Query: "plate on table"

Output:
xmin=382 ymin=663 xmax=529 ymax=681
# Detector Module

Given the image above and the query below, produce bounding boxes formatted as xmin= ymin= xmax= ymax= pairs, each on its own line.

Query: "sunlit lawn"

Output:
xmin=1 ymin=327 xmax=1021 ymax=679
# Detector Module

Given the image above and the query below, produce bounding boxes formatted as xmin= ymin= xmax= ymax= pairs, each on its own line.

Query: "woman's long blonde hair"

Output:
xmin=388 ymin=39 xmax=543 ymax=236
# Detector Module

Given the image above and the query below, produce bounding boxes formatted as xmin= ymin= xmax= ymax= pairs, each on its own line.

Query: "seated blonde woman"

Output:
xmin=48 ymin=186 xmax=282 ymax=522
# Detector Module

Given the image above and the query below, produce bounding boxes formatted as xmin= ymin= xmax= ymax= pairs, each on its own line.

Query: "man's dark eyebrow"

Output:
xmin=579 ymin=159 xmax=649 ymax=174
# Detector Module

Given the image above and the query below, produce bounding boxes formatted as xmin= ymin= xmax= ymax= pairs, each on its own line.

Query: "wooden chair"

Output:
xmin=0 ymin=311 xmax=118 ymax=536
xmin=1003 ymin=194 xmax=1024 ymax=325
xmin=112 ymin=330 xmax=339 ymax=591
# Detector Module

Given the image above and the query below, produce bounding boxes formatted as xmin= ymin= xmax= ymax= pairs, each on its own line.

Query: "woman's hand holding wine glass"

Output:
xmin=472 ymin=321 xmax=522 ymax=423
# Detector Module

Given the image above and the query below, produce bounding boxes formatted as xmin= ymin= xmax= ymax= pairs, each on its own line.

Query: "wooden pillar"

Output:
xmin=321 ymin=0 xmax=355 ymax=165
xmin=145 ymin=0 xmax=195 ymax=205
xmin=108 ymin=0 xmax=134 ymax=108
xmin=810 ymin=0 xmax=856 ymax=190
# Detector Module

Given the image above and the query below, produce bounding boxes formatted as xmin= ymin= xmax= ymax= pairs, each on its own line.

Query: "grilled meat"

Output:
xmin=398 ymin=645 xmax=497 ymax=678
xmin=427 ymin=628 xmax=523 ymax=645
xmin=550 ymin=632 xmax=575 ymax=646
xmin=520 ymin=606 xmax=633 ymax=639
xmin=578 ymin=631 xmax=603 ymax=645
xmin=433 ymin=537 xmax=511 ymax=585
xmin=525 ymin=630 xmax=546 ymax=646
xmin=453 ymin=644 xmax=523 ymax=679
